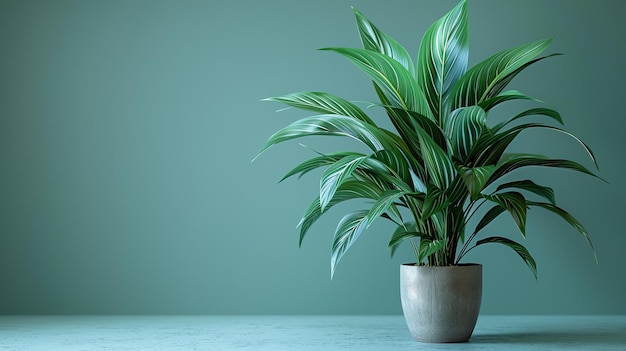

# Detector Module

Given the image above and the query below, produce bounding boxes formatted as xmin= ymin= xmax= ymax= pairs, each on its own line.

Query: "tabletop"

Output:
xmin=0 ymin=315 xmax=624 ymax=350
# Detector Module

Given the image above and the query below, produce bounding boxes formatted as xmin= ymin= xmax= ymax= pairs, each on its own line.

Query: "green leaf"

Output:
xmin=473 ymin=205 xmax=506 ymax=235
xmin=372 ymin=149 xmax=412 ymax=189
xmin=418 ymin=238 xmax=447 ymax=263
xmin=493 ymin=108 xmax=563 ymax=133
xmin=264 ymin=91 xmax=375 ymax=125
xmin=320 ymin=154 xmax=370 ymax=210
xmin=458 ymin=165 xmax=496 ymax=200
xmin=416 ymin=0 xmax=468 ymax=122
xmin=528 ymin=201 xmax=597 ymax=264
xmin=496 ymin=180 xmax=555 ymax=205
xmin=477 ymin=90 xmax=537 ymax=112
xmin=444 ymin=106 xmax=488 ymax=161
xmin=256 ymin=114 xmax=391 ymax=158
xmin=280 ymin=151 xmax=362 ymax=182
xmin=415 ymin=125 xmax=456 ymax=189
xmin=484 ymin=192 xmax=528 ymax=237
xmin=489 ymin=154 xmax=599 ymax=186
xmin=364 ymin=189 xmax=406 ymax=228
xmin=298 ymin=181 xmax=383 ymax=246
xmin=475 ymin=236 xmax=537 ymax=278
xmin=331 ymin=210 xmax=370 ymax=278
xmin=321 ymin=47 xmax=432 ymax=117
xmin=421 ymin=184 xmax=449 ymax=221
xmin=449 ymin=38 xmax=553 ymax=109
xmin=388 ymin=223 xmax=425 ymax=258
xmin=353 ymin=7 xmax=415 ymax=76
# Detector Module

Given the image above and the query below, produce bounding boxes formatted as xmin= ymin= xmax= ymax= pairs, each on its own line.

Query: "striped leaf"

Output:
xmin=484 ymin=192 xmax=528 ymax=237
xmin=264 ymin=92 xmax=375 ymax=125
xmin=475 ymin=236 xmax=537 ymax=278
xmin=331 ymin=210 xmax=370 ymax=278
xmin=417 ymin=0 xmax=468 ymax=123
xmin=496 ymin=180 xmax=555 ymax=205
xmin=473 ymin=205 xmax=506 ymax=235
xmin=320 ymin=154 xmax=370 ymax=210
xmin=421 ymin=184 xmax=449 ymax=221
xmin=280 ymin=151 xmax=362 ymax=182
xmin=353 ymin=7 xmax=415 ymax=76
xmin=449 ymin=38 xmax=552 ymax=109
xmin=298 ymin=180 xmax=383 ymax=246
xmin=528 ymin=201 xmax=597 ymax=264
xmin=489 ymin=154 xmax=599 ymax=186
xmin=418 ymin=238 xmax=448 ymax=263
xmin=477 ymin=90 xmax=537 ymax=112
xmin=444 ymin=106 xmax=487 ymax=161
xmin=364 ymin=189 xmax=406 ymax=228
xmin=257 ymin=114 xmax=391 ymax=158
xmin=388 ymin=223 xmax=424 ymax=257
xmin=415 ymin=124 xmax=456 ymax=189
xmin=493 ymin=108 xmax=563 ymax=133
xmin=372 ymin=149 xmax=412 ymax=189
xmin=458 ymin=165 xmax=496 ymax=200
xmin=389 ymin=107 xmax=448 ymax=151
xmin=321 ymin=47 xmax=431 ymax=117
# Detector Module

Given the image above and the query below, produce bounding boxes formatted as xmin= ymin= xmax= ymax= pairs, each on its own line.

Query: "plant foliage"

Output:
xmin=257 ymin=0 xmax=599 ymax=278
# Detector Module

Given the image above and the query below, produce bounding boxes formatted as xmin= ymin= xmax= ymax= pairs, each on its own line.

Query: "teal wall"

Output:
xmin=1 ymin=0 xmax=625 ymax=314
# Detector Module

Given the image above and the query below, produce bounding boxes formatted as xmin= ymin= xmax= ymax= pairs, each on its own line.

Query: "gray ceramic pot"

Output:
xmin=400 ymin=263 xmax=482 ymax=343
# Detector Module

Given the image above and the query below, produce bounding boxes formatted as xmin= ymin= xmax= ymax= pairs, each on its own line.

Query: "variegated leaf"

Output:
xmin=321 ymin=47 xmax=431 ymax=118
xmin=496 ymin=180 xmax=555 ymax=205
xmin=477 ymin=90 xmax=537 ymax=112
xmin=445 ymin=106 xmax=487 ymax=161
xmin=458 ymin=165 xmax=496 ymax=200
xmin=264 ymin=92 xmax=375 ymax=125
xmin=320 ymin=154 xmax=370 ymax=210
xmin=484 ymin=191 xmax=528 ymax=237
xmin=331 ymin=210 xmax=370 ymax=278
xmin=475 ymin=236 xmax=537 ymax=278
xmin=417 ymin=0 xmax=468 ymax=123
xmin=353 ymin=7 xmax=415 ymax=76
xmin=298 ymin=180 xmax=383 ymax=246
xmin=528 ymin=201 xmax=597 ymax=264
xmin=449 ymin=38 xmax=552 ymax=109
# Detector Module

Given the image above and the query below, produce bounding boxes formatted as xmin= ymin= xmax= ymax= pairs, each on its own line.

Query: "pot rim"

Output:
xmin=401 ymin=263 xmax=482 ymax=267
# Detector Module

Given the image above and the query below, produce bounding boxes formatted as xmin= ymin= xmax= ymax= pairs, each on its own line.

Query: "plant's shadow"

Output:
xmin=471 ymin=329 xmax=626 ymax=346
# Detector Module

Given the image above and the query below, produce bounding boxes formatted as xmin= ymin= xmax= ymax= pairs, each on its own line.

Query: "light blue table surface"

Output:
xmin=0 ymin=315 xmax=624 ymax=350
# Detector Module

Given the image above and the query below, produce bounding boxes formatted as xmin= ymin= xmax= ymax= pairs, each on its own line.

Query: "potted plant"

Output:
xmin=255 ymin=0 xmax=599 ymax=343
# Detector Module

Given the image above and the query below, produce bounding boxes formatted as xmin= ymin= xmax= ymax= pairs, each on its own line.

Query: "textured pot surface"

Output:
xmin=400 ymin=264 xmax=482 ymax=343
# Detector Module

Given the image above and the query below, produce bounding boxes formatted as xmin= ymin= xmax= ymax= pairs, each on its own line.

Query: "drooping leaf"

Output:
xmin=449 ymin=38 xmax=553 ymax=109
xmin=372 ymin=149 xmax=412 ymax=189
xmin=389 ymin=223 xmax=424 ymax=257
xmin=331 ymin=210 xmax=370 ymax=278
xmin=489 ymin=154 xmax=599 ymax=186
xmin=320 ymin=154 xmax=370 ymax=210
xmin=445 ymin=106 xmax=488 ymax=161
xmin=484 ymin=191 xmax=528 ymax=237
xmin=264 ymin=91 xmax=375 ymax=125
xmin=298 ymin=180 xmax=383 ymax=246
xmin=458 ymin=165 xmax=496 ymax=200
xmin=416 ymin=0 xmax=468 ymax=122
xmin=475 ymin=236 xmax=537 ymax=278
xmin=353 ymin=7 xmax=415 ymax=76
xmin=528 ymin=201 xmax=597 ymax=264
xmin=256 ymin=114 xmax=392 ymax=158
xmin=280 ymin=151 xmax=363 ymax=182
xmin=496 ymin=180 xmax=555 ymax=205
xmin=477 ymin=90 xmax=537 ymax=112
xmin=493 ymin=107 xmax=563 ymax=133
xmin=473 ymin=205 xmax=506 ymax=235
xmin=364 ymin=189 xmax=406 ymax=228
xmin=321 ymin=47 xmax=432 ymax=118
